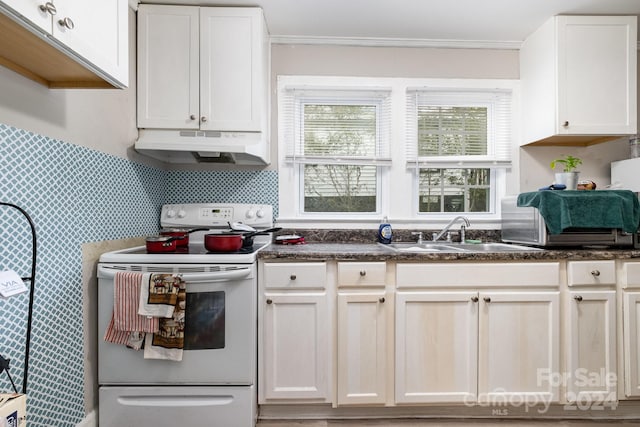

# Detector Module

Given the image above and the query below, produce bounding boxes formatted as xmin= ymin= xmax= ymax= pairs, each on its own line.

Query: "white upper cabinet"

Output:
xmin=520 ymin=15 xmax=637 ymax=146
xmin=137 ymin=5 xmax=268 ymax=132
xmin=0 ymin=0 xmax=128 ymax=88
xmin=3 ymin=0 xmax=51 ymax=32
xmin=200 ymin=8 xmax=264 ymax=132
xmin=137 ymin=5 xmax=199 ymax=129
xmin=54 ymin=0 xmax=129 ymax=86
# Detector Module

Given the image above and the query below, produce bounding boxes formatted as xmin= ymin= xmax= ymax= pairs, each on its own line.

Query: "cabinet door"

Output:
xmin=200 ymin=8 xmax=263 ymax=132
xmin=623 ymin=291 xmax=640 ymax=397
xmin=137 ymin=5 xmax=199 ymax=129
xmin=53 ymin=0 xmax=128 ymax=86
xmin=337 ymin=291 xmax=387 ymax=405
xmin=478 ymin=292 xmax=559 ymax=404
xmin=261 ymin=293 xmax=330 ymax=401
xmin=0 ymin=0 xmax=52 ymax=33
xmin=557 ymin=16 xmax=636 ymax=135
xmin=395 ymin=291 xmax=478 ymax=404
xmin=567 ymin=291 xmax=616 ymax=401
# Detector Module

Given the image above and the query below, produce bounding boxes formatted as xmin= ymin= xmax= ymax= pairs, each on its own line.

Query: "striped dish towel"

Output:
xmin=104 ymin=272 xmax=159 ymax=350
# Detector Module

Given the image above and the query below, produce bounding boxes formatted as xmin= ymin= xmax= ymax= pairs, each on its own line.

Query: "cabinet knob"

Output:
xmin=190 ymin=115 xmax=196 ymax=120
xmin=591 ymin=270 xmax=601 ymax=277
xmin=290 ymin=274 xmax=297 ymax=281
xmin=563 ymin=121 xmax=569 ymax=127
xmin=379 ymin=297 xmax=385 ymax=303
xmin=483 ymin=297 xmax=491 ymax=303
xmin=359 ymin=270 xmax=366 ymax=277
xmin=574 ymin=295 xmax=583 ymax=302
xmin=266 ymin=299 xmax=273 ymax=304
xmin=201 ymin=116 xmax=207 ymax=123
xmin=58 ymin=17 xmax=75 ymax=30
xmin=39 ymin=2 xmax=57 ymax=15
xmin=471 ymin=296 xmax=479 ymax=303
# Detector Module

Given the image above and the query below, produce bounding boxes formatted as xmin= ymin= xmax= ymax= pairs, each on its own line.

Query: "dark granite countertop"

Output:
xmin=258 ymin=242 xmax=640 ymax=262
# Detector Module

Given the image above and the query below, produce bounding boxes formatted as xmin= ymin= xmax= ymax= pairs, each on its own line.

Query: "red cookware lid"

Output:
xmin=275 ymin=235 xmax=305 ymax=245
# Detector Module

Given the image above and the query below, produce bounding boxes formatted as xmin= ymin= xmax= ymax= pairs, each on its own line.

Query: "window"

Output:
xmin=277 ymin=76 xmax=518 ymax=227
xmin=406 ymin=90 xmax=512 ymax=215
xmin=280 ymin=86 xmax=391 ymax=215
xmin=419 ymin=168 xmax=491 ymax=213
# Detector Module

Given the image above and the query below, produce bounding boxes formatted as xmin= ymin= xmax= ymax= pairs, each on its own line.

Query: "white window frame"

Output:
xmin=277 ymin=76 xmax=520 ymax=230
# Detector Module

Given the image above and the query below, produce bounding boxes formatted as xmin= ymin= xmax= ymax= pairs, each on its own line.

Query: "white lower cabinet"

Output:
xmin=395 ymin=291 xmax=478 ymax=403
xmin=336 ymin=261 xmax=389 ymax=405
xmin=262 ymin=293 xmax=329 ymax=400
xmin=395 ymin=262 xmax=561 ymax=405
xmin=256 ymin=259 xmax=636 ymax=415
xmin=337 ymin=291 xmax=387 ymax=405
xmin=623 ymin=291 xmax=640 ymax=397
xmin=566 ymin=290 xmax=616 ymax=401
xmin=621 ymin=261 xmax=640 ymax=397
xmin=259 ymin=262 xmax=331 ymax=403
xmin=478 ymin=291 xmax=559 ymax=403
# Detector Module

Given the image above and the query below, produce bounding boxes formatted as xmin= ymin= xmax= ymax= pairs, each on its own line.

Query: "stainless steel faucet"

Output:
xmin=432 ymin=215 xmax=471 ymax=242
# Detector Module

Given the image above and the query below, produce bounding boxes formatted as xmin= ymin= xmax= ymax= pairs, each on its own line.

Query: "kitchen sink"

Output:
xmin=383 ymin=243 xmax=468 ymax=253
xmin=380 ymin=242 xmax=542 ymax=253
xmin=452 ymin=242 xmax=543 ymax=252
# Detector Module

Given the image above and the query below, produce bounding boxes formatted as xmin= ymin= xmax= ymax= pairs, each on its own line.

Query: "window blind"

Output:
xmin=405 ymin=89 xmax=512 ymax=168
xmin=281 ymin=88 xmax=392 ymax=166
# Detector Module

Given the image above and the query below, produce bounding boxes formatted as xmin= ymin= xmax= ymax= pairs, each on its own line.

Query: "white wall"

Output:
xmin=269 ymin=44 xmax=637 ymax=192
xmin=520 ymin=139 xmax=629 ymax=192
xmin=269 ymin=44 xmax=520 ymax=174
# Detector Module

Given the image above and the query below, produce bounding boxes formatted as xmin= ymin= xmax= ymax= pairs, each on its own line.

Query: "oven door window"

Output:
xmin=184 ymin=291 xmax=225 ymax=350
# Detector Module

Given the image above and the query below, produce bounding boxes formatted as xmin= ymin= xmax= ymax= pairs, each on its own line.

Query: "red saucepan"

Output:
xmin=159 ymin=227 xmax=210 ymax=247
xmin=146 ymin=235 xmax=182 ymax=253
xmin=204 ymin=233 xmax=244 ymax=252
xmin=204 ymin=227 xmax=283 ymax=252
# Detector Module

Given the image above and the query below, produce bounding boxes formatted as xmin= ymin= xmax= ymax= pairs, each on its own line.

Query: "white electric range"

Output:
xmin=97 ymin=203 xmax=274 ymax=427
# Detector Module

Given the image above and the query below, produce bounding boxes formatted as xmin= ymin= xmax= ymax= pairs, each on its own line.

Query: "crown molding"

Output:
xmin=271 ymin=35 xmax=640 ymax=50
xmin=270 ymin=35 xmax=522 ymax=50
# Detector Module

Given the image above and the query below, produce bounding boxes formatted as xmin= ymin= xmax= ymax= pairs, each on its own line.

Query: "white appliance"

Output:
xmin=97 ymin=203 xmax=274 ymax=427
xmin=611 ymin=157 xmax=640 ymax=192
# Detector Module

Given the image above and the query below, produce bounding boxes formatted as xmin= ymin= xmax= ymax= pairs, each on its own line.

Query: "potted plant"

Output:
xmin=550 ymin=155 xmax=582 ymax=190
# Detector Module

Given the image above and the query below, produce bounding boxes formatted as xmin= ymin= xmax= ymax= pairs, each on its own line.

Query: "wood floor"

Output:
xmin=257 ymin=421 xmax=640 ymax=426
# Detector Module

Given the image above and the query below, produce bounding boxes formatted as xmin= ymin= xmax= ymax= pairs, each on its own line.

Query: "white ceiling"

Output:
xmin=136 ymin=0 xmax=640 ymax=48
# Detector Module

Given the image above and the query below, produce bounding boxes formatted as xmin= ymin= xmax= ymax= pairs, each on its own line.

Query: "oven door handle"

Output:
xmin=97 ymin=266 xmax=252 ymax=282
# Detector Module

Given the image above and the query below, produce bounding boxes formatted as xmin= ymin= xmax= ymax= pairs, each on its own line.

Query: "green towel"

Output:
xmin=517 ymin=190 xmax=640 ymax=235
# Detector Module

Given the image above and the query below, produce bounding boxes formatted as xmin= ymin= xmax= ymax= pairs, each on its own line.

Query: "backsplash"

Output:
xmin=0 ymin=123 xmax=279 ymax=426
xmin=166 ymin=169 xmax=278 ymax=217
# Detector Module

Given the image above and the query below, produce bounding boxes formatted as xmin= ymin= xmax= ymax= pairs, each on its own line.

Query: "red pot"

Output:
xmin=204 ymin=233 xmax=244 ymax=252
xmin=160 ymin=228 xmax=189 ymax=247
xmin=160 ymin=227 xmax=210 ymax=247
xmin=146 ymin=236 xmax=179 ymax=253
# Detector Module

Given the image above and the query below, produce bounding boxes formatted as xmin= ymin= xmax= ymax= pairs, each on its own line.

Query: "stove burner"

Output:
xmin=136 ymin=243 xmax=261 ymax=255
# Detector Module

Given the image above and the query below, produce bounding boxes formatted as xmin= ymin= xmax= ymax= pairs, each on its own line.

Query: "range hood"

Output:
xmin=135 ymin=129 xmax=270 ymax=165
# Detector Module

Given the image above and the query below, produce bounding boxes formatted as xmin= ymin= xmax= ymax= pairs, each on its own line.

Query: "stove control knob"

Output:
xmin=245 ymin=210 xmax=256 ymax=219
xmin=166 ymin=209 xmax=176 ymax=218
xmin=256 ymin=209 xmax=265 ymax=218
xmin=177 ymin=209 xmax=187 ymax=218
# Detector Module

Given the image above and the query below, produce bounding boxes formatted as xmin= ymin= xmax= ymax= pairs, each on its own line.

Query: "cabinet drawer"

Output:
xmin=263 ymin=262 xmax=326 ymax=289
xmin=337 ymin=262 xmax=386 ymax=287
xmin=622 ymin=262 xmax=640 ymax=289
xmin=567 ymin=261 xmax=615 ymax=286
xmin=396 ymin=262 xmax=560 ymax=288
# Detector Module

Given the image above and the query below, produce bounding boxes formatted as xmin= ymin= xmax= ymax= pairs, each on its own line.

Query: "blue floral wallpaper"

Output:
xmin=0 ymin=123 xmax=278 ymax=426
